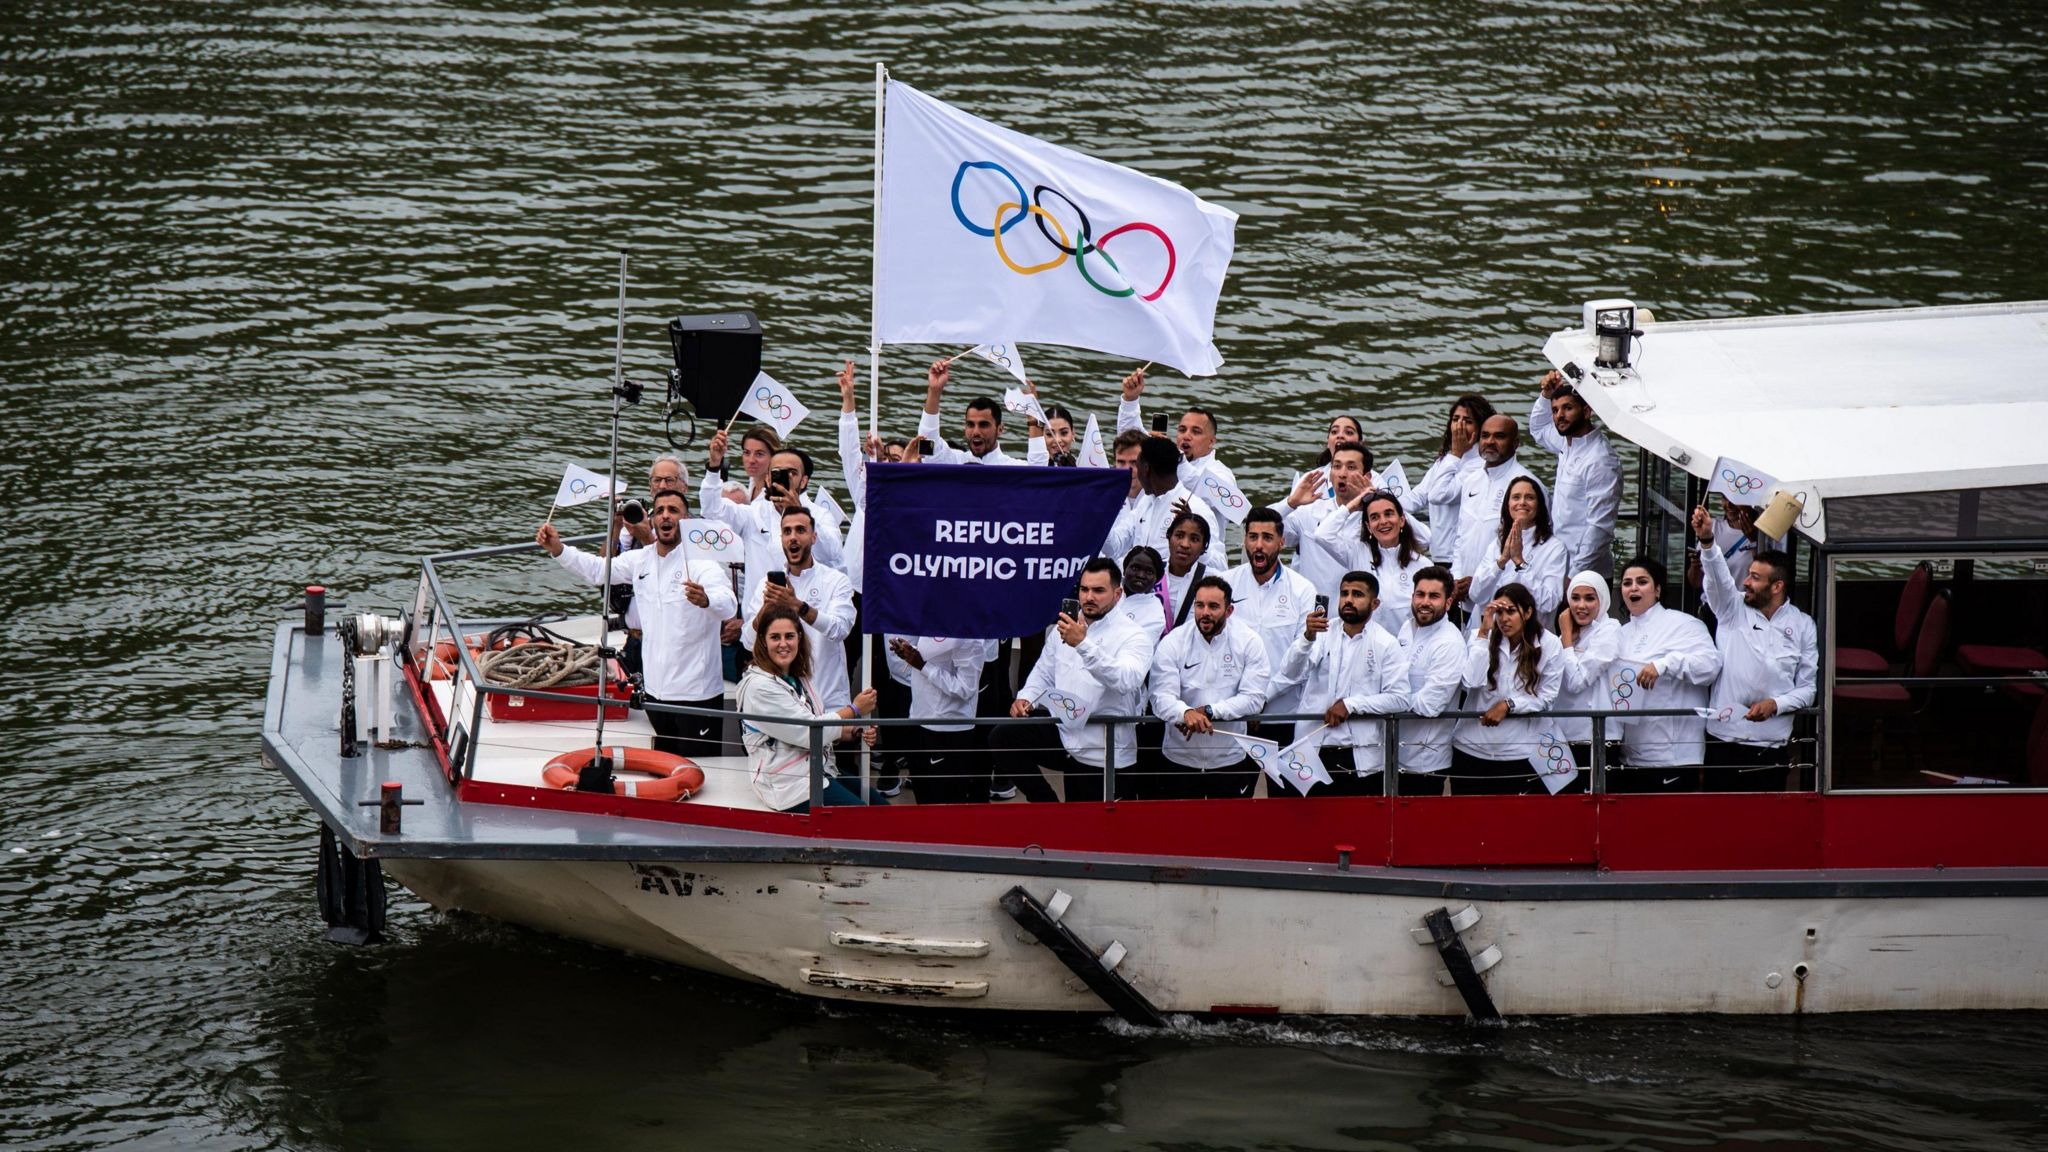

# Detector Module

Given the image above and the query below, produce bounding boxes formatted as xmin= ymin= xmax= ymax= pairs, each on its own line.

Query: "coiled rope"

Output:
xmin=476 ymin=642 xmax=603 ymax=688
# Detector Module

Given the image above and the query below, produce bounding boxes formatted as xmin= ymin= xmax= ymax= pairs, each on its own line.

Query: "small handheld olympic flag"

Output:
xmin=1078 ymin=413 xmax=1110 ymax=468
xmin=1194 ymin=471 xmax=1252 ymax=526
xmin=969 ymin=343 xmax=1031 ymax=386
xmin=1273 ymin=733 xmax=1333 ymax=796
xmin=1707 ymin=456 xmax=1777 ymax=509
xmin=1527 ymin=728 xmax=1579 ymax=795
xmin=1375 ymin=458 xmax=1410 ymax=500
xmin=677 ymin=519 xmax=740 ymax=564
xmin=736 ymin=371 xmax=810 ymax=439
xmin=1037 ymin=687 xmax=1094 ymax=734
xmin=1002 ymin=387 xmax=1049 ymax=427
xmin=1222 ymin=730 xmax=1282 ymax=783
xmin=553 ymin=463 xmax=626 ymax=509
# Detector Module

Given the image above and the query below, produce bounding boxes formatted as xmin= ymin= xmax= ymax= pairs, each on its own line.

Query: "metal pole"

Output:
xmin=859 ymin=62 xmax=887 ymax=799
xmin=809 ymin=720 xmax=828 ymax=811
xmin=1102 ymin=721 xmax=1117 ymax=803
xmin=1590 ymin=714 xmax=1607 ymax=794
xmin=1382 ymin=716 xmax=1398 ymax=797
xmin=582 ymin=252 xmax=629 ymax=791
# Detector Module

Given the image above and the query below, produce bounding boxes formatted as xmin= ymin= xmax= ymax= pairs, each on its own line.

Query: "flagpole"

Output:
xmin=862 ymin=61 xmax=887 ymax=802
xmin=580 ymin=251 xmax=629 ymax=792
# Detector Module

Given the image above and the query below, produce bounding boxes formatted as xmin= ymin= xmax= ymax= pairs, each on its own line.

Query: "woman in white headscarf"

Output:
xmin=1555 ymin=570 xmax=1622 ymax=787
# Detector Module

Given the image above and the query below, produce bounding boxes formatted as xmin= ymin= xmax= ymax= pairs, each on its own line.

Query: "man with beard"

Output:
xmin=915 ymin=358 xmax=1030 ymax=466
xmin=612 ymin=453 xmax=694 ymax=678
xmin=1396 ymin=566 xmax=1469 ymax=796
xmin=1612 ymin=555 xmax=1722 ymax=791
xmin=537 ymin=488 xmax=735 ymax=756
xmin=741 ymin=506 xmax=858 ymax=710
xmin=1691 ymin=506 xmax=1817 ymax=791
xmin=1282 ymin=440 xmax=1377 ymax=600
xmin=698 ymin=443 xmax=846 ymax=610
xmin=1160 ymin=511 xmax=1213 ymax=631
xmin=1532 ymin=370 xmax=1623 ymax=579
xmin=1452 ymin=415 xmax=1536 ymax=608
xmin=1226 ymin=507 xmax=1318 ymax=751
xmin=1275 ymin=571 xmax=1409 ymax=796
xmin=1148 ymin=576 xmax=1272 ymax=799
xmin=993 ymin=558 xmax=1160 ymax=803
xmin=1103 ymin=435 xmax=1225 ymax=570
xmin=1114 ymin=366 xmax=1241 ymax=495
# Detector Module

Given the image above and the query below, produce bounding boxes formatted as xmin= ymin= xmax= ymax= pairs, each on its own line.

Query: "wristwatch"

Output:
xmin=1201 ymin=704 xmax=1216 ymax=721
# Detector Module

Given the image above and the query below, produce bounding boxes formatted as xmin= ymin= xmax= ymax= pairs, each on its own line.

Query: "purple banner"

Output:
xmin=861 ymin=462 xmax=1130 ymax=639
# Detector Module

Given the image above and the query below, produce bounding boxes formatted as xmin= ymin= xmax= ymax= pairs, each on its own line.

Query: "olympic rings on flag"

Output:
xmin=951 ymin=160 xmax=1177 ymax=302
xmin=687 ymin=528 xmax=733 ymax=552
xmin=1044 ymin=692 xmax=1086 ymax=719
xmin=1611 ymin=667 xmax=1638 ymax=710
xmin=1537 ymin=732 xmax=1571 ymax=776
xmin=1201 ymin=474 xmax=1247 ymax=510
xmin=566 ymin=478 xmax=602 ymax=497
xmin=754 ymin=386 xmax=792 ymax=417
xmin=1719 ymin=468 xmax=1765 ymax=495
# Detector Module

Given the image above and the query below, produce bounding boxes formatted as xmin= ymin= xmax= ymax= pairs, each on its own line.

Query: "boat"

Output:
xmin=260 ymin=297 xmax=2048 ymax=1019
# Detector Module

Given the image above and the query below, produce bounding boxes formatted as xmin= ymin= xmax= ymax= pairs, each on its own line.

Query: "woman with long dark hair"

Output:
xmin=1465 ymin=475 xmax=1567 ymax=631
xmin=1405 ymin=394 xmax=1495 ymax=564
xmin=1451 ymin=582 xmax=1563 ymax=795
xmin=736 ymin=605 xmax=878 ymax=812
xmin=1312 ymin=488 xmax=1432 ymax=636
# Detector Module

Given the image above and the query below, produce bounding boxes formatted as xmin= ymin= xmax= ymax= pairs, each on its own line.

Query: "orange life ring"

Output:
xmin=541 ymin=747 xmax=705 ymax=802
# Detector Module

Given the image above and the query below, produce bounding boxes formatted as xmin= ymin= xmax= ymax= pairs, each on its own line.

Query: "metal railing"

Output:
xmin=396 ymin=540 xmax=1835 ymax=810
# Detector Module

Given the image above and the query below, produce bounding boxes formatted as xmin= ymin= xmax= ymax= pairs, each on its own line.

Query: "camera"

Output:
xmin=616 ymin=497 xmax=647 ymax=525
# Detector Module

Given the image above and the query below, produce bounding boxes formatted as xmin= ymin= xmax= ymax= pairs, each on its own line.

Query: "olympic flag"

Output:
xmin=876 ymin=80 xmax=1238 ymax=377
xmin=554 ymin=463 xmax=626 ymax=508
xmin=735 ymin=371 xmax=810 ymax=439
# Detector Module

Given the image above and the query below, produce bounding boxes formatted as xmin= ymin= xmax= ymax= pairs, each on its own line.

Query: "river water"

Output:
xmin=6 ymin=1 xmax=2048 ymax=1148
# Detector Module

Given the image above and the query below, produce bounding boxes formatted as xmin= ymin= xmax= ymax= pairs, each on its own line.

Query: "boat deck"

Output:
xmin=262 ymin=621 xmax=2048 ymax=900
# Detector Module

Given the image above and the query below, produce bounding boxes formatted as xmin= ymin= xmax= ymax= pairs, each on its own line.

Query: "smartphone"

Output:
xmin=1313 ymin=594 xmax=1329 ymax=614
xmin=770 ymin=467 xmax=796 ymax=491
xmin=1150 ymin=413 xmax=1169 ymax=433
xmin=767 ymin=571 xmax=790 ymax=588
xmin=1060 ymin=597 xmax=1081 ymax=619
xmin=914 ymin=437 xmax=934 ymax=455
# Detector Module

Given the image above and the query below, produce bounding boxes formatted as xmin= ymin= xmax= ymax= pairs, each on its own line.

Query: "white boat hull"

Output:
xmin=385 ymin=857 xmax=2048 ymax=1015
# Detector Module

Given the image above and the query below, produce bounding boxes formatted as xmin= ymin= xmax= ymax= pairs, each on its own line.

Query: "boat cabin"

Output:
xmin=1545 ymin=298 xmax=2048 ymax=791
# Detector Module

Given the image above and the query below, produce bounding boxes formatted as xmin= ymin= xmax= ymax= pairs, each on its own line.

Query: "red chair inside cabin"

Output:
xmin=1835 ymin=591 xmax=1949 ymax=773
xmin=1836 ymin=562 xmax=1931 ymax=676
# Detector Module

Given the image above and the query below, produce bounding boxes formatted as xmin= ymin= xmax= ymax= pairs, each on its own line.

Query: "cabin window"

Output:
xmin=1827 ymin=552 xmax=2048 ymax=790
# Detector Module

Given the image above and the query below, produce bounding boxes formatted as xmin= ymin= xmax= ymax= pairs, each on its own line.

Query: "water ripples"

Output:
xmin=5 ymin=0 xmax=2048 ymax=1146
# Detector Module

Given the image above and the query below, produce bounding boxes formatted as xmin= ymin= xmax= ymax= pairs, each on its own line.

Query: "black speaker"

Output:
xmin=667 ymin=310 xmax=763 ymax=427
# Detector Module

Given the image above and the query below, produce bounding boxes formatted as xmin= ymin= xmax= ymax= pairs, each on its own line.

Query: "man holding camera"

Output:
xmin=698 ymin=444 xmax=846 ymax=611
xmin=993 ymin=557 xmax=1160 ymax=803
xmin=537 ymin=488 xmax=735 ymax=757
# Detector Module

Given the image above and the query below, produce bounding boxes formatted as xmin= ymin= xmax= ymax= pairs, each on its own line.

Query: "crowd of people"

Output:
xmin=532 ymin=360 xmax=1817 ymax=812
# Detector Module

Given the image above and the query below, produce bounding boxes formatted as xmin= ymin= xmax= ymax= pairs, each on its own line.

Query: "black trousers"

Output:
xmin=645 ymin=695 xmax=724 ymax=759
xmin=991 ymin=714 xmax=1105 ymax=803
xmin=904 ymin=723 xmax=990 ymax=805
xmin=1145 ymin=754 xmax=1257 ymax=800
xmin=1703 ymin=738 xmax=1790 ymax=792
xmin=1451 ymin=748 xmax=1532 ymax=795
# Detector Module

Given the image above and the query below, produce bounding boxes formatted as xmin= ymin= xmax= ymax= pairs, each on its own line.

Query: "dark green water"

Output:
xmin=5 ymin=1 xmax=2048 ymax=1148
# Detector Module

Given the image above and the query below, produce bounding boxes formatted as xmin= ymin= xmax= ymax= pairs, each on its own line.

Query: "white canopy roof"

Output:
xmin=1543 ymin=300 xmax=2048 ymax=542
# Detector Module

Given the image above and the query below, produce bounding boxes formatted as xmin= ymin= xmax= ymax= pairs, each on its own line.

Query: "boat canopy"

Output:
xmin=1543 ymin=300 xmax=2048 ymax=544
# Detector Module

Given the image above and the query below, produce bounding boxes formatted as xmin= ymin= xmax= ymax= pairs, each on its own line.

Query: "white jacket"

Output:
xmin=1406 ymin=448 xmax=1478 ymax=565
xmin=1452 ymin=630 xmax=1564 ymax=762
xmin=1700 ymin=542 xmax=1818 ymax=748
xmin=1276 ymin=620 xmax=1409 ymax=774
xmin=1463 ymin=526 xmax=1569 ymax=633
xmin=1615 ymin=602 xmax=1722 ymax=767
xmin=883 ymin=635 xmax=984 ymax=733
xmin=1149 ymin=617 xmax=1272 ymax=769
xmin=1308 ymin=506 xmax=1435 ymax=637
xmin=554 ymin=544 xmax=735 ymax=702
xmin=1396 ymin=616 xmax=1468 ymax=773
xmin=1529 ymin=394 xmax=1623 ymax=577
xmin=734 ymin=667 xmax=836 ymax=811
xmin=1017 ymin=599 xmax=1160 ymax=769
xmin=740 ymin=561 xmax=858 ymax=710
xmin=1223 ymin=562 xmax=1318 ymax=715
xmin=1554 ymin=616 xmax=1621 ymax=744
